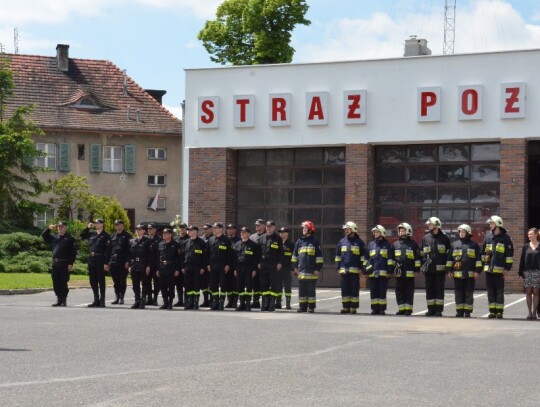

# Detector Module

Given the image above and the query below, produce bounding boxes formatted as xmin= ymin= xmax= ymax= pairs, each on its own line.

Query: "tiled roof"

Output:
xmin=2 ymin=53 xmax=182 ymax=136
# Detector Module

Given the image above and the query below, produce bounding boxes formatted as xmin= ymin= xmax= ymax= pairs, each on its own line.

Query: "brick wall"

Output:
xmin=499 ymin=138 xmax=528 ymax=292
xmin=188 ymin=148 xmax=237 ymax=228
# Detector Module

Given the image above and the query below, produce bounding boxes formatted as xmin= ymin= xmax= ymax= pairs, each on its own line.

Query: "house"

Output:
xmin=3 ymin=44 xmax=182 ymax=228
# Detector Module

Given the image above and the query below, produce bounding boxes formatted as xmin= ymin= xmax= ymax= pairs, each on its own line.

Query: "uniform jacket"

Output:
xmin=447 ymin=237 xmax=482 ymax=278
xmin=292 ymin=234 xmax=323 ymax=279
xmin=147 ymin=234 xmax=162 ymax=269
xmin=80 ymin=228 xmax=111 ymax=265
xmin=233 ymin=239 xmax=259 ymax=272
xmin=335 ymin=234 xmax=366 ymax=274
xmin=281 ymin=239 xmax=295 ymax=272
xmin=158 ymin=239 xmax=182 ymax=275
xmin=181 ymin=237 xmax=207 ymax=269
xmin=41 ymin=228 xmax=77 ymax=266
xmin=482 ymin=229 xmax=514 ymax=274
xmin=518 ymin=244 xmax=540 ymax=276
xmin=206 ymin=234 xmax=234 ymax=268
xmin=421 ymin=230 xmax=451 ymax=272
xmin=365 ymin=238 xmax=395 ymax=278
xmin=129 ymin=236 xmax=151 ymax=271
xmin=258 ymin=232 xmax=283 ymax=265
xmin=109 ymin=230 xmax=132 ymax=266
xmin=393 ymin=236 xmax=421 ymax=278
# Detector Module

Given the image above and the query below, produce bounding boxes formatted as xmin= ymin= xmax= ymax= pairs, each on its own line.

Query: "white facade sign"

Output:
xmin=269 ymin=93 xmax=291 ymax=127
xmin=305 ymin=92 xmax=329 ymax=125
xmin=343 ymin=90 xmax=367 ymax=124
xmin=501 ymin=82 xmax=526 ymax=119
xmin=417 ymin=87 xmax=441 ymax=122
xmin=233 ymin=95 xmax=255 ymax=128
xmin=197 ymin=96 xmax=219 ymax=129
xmin=458 ymin=85 xmax=483 ymax=121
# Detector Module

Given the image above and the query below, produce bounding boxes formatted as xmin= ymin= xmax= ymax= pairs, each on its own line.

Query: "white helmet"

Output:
xmin=397 ymin=222 xmax=413 ymax=236
xmin=457 ymin=224 xmax=472 ymax=235
xmin=426 ymin=217 xmax=442 ymax=228
xmin=487 ymin=215 xmax=503 ymax=228
xmin=372 ymin=225 xmax=386 ymax=237
xmin=342 ymin=221 xmax=358 ymax=233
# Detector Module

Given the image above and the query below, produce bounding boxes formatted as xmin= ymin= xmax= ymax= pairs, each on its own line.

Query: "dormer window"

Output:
xmin=73 ymin=96 xmax=100 ymax=109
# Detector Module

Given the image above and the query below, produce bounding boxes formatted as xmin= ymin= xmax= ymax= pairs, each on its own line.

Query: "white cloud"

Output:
xmin=163 ymin=104 xmax=183 ymax=119
xmin=137 ymin=0 xmax=221 ymax=19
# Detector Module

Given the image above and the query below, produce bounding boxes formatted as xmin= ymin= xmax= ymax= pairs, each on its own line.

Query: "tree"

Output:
xmin=48 ymin=173 xmax=91 ymax=221
xmin=0 ymin=57 xmax=47 ymax=222
xmin=198 ymin=0 xmax=310 ymax=65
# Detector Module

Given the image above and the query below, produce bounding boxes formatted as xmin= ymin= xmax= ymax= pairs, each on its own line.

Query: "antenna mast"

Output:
xmin=14 ymin=28 xmax=19 ymax=54
xmin=443 ymin=0 xmax=456 ymax=54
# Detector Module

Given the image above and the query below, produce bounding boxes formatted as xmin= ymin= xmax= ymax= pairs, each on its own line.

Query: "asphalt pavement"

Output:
xmin=1 ymin=288 xmax=538 ymax=406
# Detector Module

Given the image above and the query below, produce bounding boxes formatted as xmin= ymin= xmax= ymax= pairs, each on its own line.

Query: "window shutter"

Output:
xmin=58 ymin=143 xmax=71 ymax=172
xmin=124 ymin=144 xmax=136 ymax=174
xmin=89 ymin=143 xmax=102 ymax=173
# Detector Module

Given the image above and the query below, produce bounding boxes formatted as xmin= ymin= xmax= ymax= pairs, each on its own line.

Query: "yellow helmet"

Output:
xmin=342 ymin=221 xmax=358 ymax=233
xmin=397 ymin=222 xmax=413 ymax=236
xmin=371 ymin=225 xmax=386 ymax=237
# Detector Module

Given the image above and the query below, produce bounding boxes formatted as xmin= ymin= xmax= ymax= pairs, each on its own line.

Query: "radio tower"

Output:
xmin=14 ymin=28 xmax=19 ymax=54
xmin=443 ymin=0 xmax=456 ymax=54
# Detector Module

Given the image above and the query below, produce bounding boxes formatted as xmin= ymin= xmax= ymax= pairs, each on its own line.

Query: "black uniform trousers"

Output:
xmin=159 ymin=273 xmax=175 ymax=306
xmin=110 ymin=263 xmax=128 ymax=297
xmin=298 ymin=279 xmax=317 ymax=310
xmin=226 ymin=269 xmax=237 ymax=298
xmin=425 ymin=272 xmax=446 ymax=313
xmin=252 ymin=272 xmax=261 ymax=300
xmin=88 ymin=261 xmax=106 ymax=301
xmin=395 ymin=278 xmax=415 ymax=313
xmin=200 ymin=270 xmax=210 ymax=297
xmin=454 ymin=278 xmax=475 ymax=313
xmin=174 ymin=272 xmax=184 ymax=303
xmin=486 ymin=273 xmax=505 ymax=314
xmin=131 ymin=267 xmax=150 ymax=301
xmin=51 ymin=262 xmax=70 ymax=301
xmin=340 ymin=273 xmax=360 ymax=309
xmin=369 ymin=277 xmax=388 ymax=312
xmin=149 ymin=264 xmax=159 ymax=298
xmin=184 ymin=265 xmax=201 ymax=296
xmin=281 ymin=267 xmax=292 ymax=300
xmin=236 ymin=266 xmax=254 ymax=299
xmin=260 ymin=262 xmax=281 ymax=299
xmin=209 ymin=265 xmax=227 ymax=298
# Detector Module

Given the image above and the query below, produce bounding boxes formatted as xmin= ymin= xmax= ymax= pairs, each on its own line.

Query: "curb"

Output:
xmin=0 ymin=288 xmax=52 ymax=295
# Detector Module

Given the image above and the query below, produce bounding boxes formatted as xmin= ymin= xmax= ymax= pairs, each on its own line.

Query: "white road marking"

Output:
xmin=481 ymin=296 xmax=527 ymax=318
xmin=413 ymin=293 xmax=486 ymax=316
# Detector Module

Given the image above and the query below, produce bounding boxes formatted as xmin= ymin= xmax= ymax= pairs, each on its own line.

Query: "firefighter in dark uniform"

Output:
xmin=181 ymin=225 xmax=207 ymax=310
xmin=483 ymin=215 xmax=514 ymax=319
xmin=249 ymin=218 xmax=266 ymax=309
xmin=233 ymin=227 xmax=259 ymax=311
xmin=157 ymin=228 xmax=182 ymax=310
xmin=292 ymin=221 xmax=323 ymax=313
xmin=226 ymin=224 xmax=241 ymax=308
xmin=335 ymin=221 xmax=366 ymax=314
xmin=393 ymin=222 xmax=421 ymax=315
xmin=41 ymin=221 xmax=77 ymax=307
xmin=206 ymin=222 xmax=234 ymax=310
xmin=173 ymin=223 xmax=189 ymax=307
xmin=448 ymin=224 xmax=482 ymax=317
xmin=109 ymin=219 xmax=132 ymax=305
xmin=258 ymin=220 xmax=283 ymax=312
xmin=146 ymin=223 xmax=162 ymax=306
xmin=278 ymin=227 xmax=295 ymax=310
xmin=365 ymin=225 xmax=395 ymax=315
xmin=200 ymin=223 xmax=213 ymax=307
xmin=421 ymin=217 xmax=451 ymax=316
xmin=80 ymin=219 xmax=110 ymax=307
xmin=128 ymin=224 xmax=151 ymax=309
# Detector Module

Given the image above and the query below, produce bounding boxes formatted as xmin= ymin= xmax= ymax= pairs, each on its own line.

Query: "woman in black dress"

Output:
xmin=518 ymin=228 xmax=540 ymax=320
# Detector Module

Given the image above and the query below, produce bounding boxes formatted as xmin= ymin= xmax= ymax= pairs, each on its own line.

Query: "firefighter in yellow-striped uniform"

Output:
xmin=365 ymin=225 xmax=395 ymax=315
xmin=447 ymin=224 xmax=482 ymax=317
xmin=292 ymin=221 xmax=323 ymax=313
xmin=393 ymin=223 xmax=421 ymax=315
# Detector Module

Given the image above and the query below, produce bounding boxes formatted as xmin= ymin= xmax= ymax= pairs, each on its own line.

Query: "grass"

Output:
xmin=0 ymin=273 xmax=118 ymax=290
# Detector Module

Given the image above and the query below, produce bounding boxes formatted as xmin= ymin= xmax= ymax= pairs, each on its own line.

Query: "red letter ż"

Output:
xmin=236 ymin=99 xmax=250 ymax=123
xmin=461 ymin=89 xmax=478 ymax=115
xmin=272 ymin=98 xmax=287 ymax=122
xmin=421 ymin=92 xmax=437 ymax=116
xmin=200 ymin=100 xmax=215 ymax=124
xmin=505 ymin=87 xmax=520 ymax=113
xmin=347 ymin=94 xmax=361 ymax=119
xmin=308 ymin=96 xmax=325 ymax=120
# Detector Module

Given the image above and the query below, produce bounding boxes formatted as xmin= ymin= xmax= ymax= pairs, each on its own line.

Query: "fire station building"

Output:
xmin=183 ymin=48 xmax=540 ymax=290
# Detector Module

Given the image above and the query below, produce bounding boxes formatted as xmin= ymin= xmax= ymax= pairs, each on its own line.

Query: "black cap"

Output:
xmin=240 ymin=226 xmax=251 ymax=233
xmin=114 ymin=219 xmax=124 ymax=225
xmin=278 ymin=227 xmax=289 ymax=233
xmin=255 ymin=219 xmax=265 ymax=225
xmin=162 ymin=228 xmax=173 ymax=234
xmin=213 ymin=222 xmax=224 ymax=228
xmin=187 ymin=225 xmax=199 ymax=231
xmin=135 ymin=224 xmax=146 ymax=230
xmin=57 ymin=221 xmax=68 ymax=227
xmin=179 ymin=223 xmax=187 ymax=229
xmin=147 ymin=223 xmax=156 ymax=229
xmin=266 ymin=220 xmax=275 ymax=226
xmin=203 ymin=223 xmax=212 ymax=229
xmin=94 ymin=219 xmax=104 ymax=224
xmin=226 ymin=224 xmax=236 ymax=229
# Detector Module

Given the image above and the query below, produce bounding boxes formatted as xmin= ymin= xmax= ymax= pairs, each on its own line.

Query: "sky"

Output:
xmin=1 ymin=0 xmax=540 ymax=119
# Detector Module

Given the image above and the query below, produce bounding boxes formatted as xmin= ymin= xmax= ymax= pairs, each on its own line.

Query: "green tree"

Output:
xmin=48 ymin=173 xmax=91 ymax=221
xmin=0 ymin=58 xmax=47 ymax=222
xmin=198 ymin=0 xmax=310 ymax=65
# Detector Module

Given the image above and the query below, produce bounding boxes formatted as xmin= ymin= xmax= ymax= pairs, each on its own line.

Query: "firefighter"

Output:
xmin=109 ymin=219 xmax=132 ymax=305
xmin=80 ymin=219 xmax=110 ymax=307
xmin=249 ymin=218 xmax=266 ymax=308
xmin=278 ymin=227 xmax=295 ymax=310
xmin=483 ymin=215 xmax=514 ymax=319
xmin=173 ymin=223 xmax=189 ymax=307
xmin=447 ymin=224 xmax=482 ymax=317
xmin=233 ymin=227 xmax=259 ymax=311
xmin=365 ymin=225 xmax=395 ymax=315
xmin=225 ymin=224 xmax=240 ymax=308
xmin=146 ymin=224 xmax=162 ymax=306
xmin=335 ymin=221 xmax=366 ymax=314
xmin=258 ymin=220 xmax=283 ymax=312
xmin=157 ymin=228 xmax=182 ymax=310
xmin=393 ymin=223 xmax=421 ymax=315
xmin=200 ymin=223 xmax=213 ymax=307
xmin=292 ymin=221 xmax=323 ymax=313
xmin=421 ymin=217 xmax=451 ymax=317
xmin=128 ymin=224 xmax=151 ymax=309
xmin=181 ymin=225 xmax=207 ymax=310
xmin=206 ymin=222 xmax=234 ymax=310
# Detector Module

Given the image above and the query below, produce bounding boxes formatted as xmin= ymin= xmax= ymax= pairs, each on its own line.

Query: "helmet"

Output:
xmin=486 ymin=215 xmax=503 ymax=228
xmin=426 ymin=217 xmax=442 ymax=228
xmin=457 ymin=224 xmax=472 ymax=235
xmin=371 ymin=225 xmax=386 ymax=237
xmin=301 ymin=221 xmax=315 ymax=233
xmin=397 ymin=222 xmax=413 ymax=236
xmin=342 ymin=221 xmax=358 ymax=233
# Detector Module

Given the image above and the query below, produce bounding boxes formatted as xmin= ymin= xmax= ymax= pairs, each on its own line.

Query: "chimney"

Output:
xmin=145 ymin=89 xmax=167 ymax=105
xmin=56 ymin=44 xmax=69 ymax=72
xmin=403 ymin=36 xmax=431 ymax=57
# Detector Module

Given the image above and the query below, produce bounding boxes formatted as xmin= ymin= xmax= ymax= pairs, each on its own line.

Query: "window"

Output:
xmin=147 ymin=148 xmax=166 ymax=160
xmin=35 ymin=209 xmax=55 ymax=228
xmin=147 ymin=196 xmax=166 ymax=210
xmin=36 ymin=143 xmax=56 ymax=170
xmin=103 ymin=146 xmax=122 ymax=173
xmin=147 ymin=175 xmax=166 ymax=186
xmin=78 ymin=144 xmax=85 ymax=160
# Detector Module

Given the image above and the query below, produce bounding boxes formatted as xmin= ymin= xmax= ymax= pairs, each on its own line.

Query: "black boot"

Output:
xmin=167 ymin=297 xmax=173 ymax=310
xmin=286 ymin=297 xmax=292 ymax=310
xmin=88 ymin=294 xmax=99 ymax=308
xmin=251 ymin=295 xmax=260 ymax=309
xmin=275 ymin=298 xmax=282 ymax=309
xmin=201 ymin=292 xmax=210 ymax=308
xmin=219 ymin=296 xmax=225 ymax=311
xmin=245 ymin=296 xmax=252 ymax=311
xmin=225 ymin=295 xmax=234 ymax=309
xmin=236 ymin=297 xmax=246 ymax=311
xmin=174 ymin=299 xmax=183 ymax=307
xmin=139 ymin=296 xmax=146 ymax=309
xmin=61 ymin=296 xmax=67 ymax=306
xmin=261 ymin=296 xmax=269 ymax=312
xmin=119 ymin=293 xmax=125 ymax=305
xmin=268 ymin=297 xmax=276 ymax=312
xmin=131 ymin=294 xmax=141 ymax=309
xmin=184 ymin=296 xmax=193 ymax=310
xmin=111 ymin=294 xmax=120 ymax=305
xmin=193 ymin=295 xmax=200 ymax=310
xmin=99 ymin=296 xmax=106 ymax=308
xmin=52 ymin=297 xmax=62 ymax=307
xmin=153 ymin=292 xmax=159 ymax=306
xmin=211 ymin=295 xmax=220 ymax=310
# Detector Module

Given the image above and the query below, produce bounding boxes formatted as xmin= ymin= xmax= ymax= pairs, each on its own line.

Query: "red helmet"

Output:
xmin=301 ymin=221 xmax=315 ymax=233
